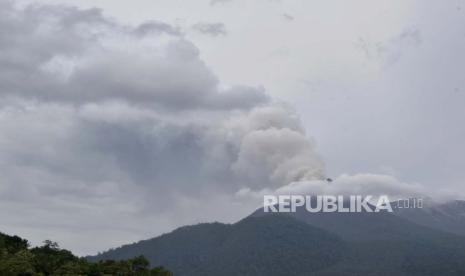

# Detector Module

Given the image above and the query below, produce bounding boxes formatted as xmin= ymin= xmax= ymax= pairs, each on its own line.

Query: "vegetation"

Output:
xmin=90 ymin=215 xmax=346 ymax=276
xmin=0 ymin=232 xmax=172 ymax=276
xmin=5 ymin=203 xmax=465 ymax=275
xmin=91 ymin=212 xmax=465 ymax=276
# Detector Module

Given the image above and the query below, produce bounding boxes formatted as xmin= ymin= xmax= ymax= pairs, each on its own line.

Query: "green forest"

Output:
xmin=0 ymin=232 xmax=172 ymax=276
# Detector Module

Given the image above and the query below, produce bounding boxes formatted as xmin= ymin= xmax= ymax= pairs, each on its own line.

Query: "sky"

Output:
xmin=1 ymin=0 xmax=465 ymax=255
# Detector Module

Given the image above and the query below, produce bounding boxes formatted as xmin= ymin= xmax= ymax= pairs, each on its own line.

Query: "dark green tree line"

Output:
xmin=0 ymin=232 xmax=172 ymax=276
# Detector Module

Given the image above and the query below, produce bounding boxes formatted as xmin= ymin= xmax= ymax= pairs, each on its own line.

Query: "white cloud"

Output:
xmin=237 ymin=173 xmax=436 ymax=204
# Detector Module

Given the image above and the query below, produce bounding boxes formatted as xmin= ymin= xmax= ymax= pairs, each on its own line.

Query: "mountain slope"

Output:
xmin=393 ymin=200 xmax=465 ymax=237
xmin=90 ymin=202 xmax=465 ymax=276
xmin=253 ymin=204 xmax=465 ymax=276
xmin=90 ymin=214 xmax=345 ymax=276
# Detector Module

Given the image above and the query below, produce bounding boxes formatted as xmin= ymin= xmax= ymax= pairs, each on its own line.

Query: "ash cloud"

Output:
xmin=0 ymin=0 xmax=438 ymax=256
xmin=0 ymin=0 xmax=325 ymax=254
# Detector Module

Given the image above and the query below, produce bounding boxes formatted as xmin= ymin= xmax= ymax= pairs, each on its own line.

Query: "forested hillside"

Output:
xmin=0 ymin=232 xmax=172 ymax=275
xmin=91 ymin=210 xmax=465 ymax=276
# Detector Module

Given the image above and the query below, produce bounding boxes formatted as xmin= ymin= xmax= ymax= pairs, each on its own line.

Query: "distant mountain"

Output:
xmin=89 ymin=214 xmax=345 ymax=276
xmin=90 ymin=201 xmax=465 ymax=276
xmin=253 ymin=201 xmax=464 ymax=243
xmin=253 ymin=202 xmax=465 ymax=275
xmin=393 ymin=200 xmax=465 ymax=237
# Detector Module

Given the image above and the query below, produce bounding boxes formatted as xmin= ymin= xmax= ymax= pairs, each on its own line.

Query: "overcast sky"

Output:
xmin=1 ymin=0 xmax=465 ymax=255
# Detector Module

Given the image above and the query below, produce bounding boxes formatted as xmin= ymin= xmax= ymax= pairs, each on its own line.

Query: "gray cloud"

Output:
xmin=3 ymin=0 xmax=457 ymax=257
xmin=209 ymin=0 xmax=233 ymax=6
xmin=192 ymin=22 xmax=227 ymax=37
xmin=0 ymin=1 xmax=263 ymax=110
xmin=133 ymin=21 xmax=181 ymax=37
xmin=210 ymin=0 xmax=281 ymax=5
xmin=0 ymin=0 xmax=324 ymax=254
xmin=282 ymin=13 xmax=294 ymax=21
xmin=356 ymin=28 xmax=422 ymax=66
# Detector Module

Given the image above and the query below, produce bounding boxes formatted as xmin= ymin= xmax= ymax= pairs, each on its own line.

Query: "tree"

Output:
xmin=0 ymin=232 xmax=29 ymax=255
xmin=31 ymin=240 xmax=78 ymax=275
xmin=131 ymin=255 xmax=150 ymax=273
xmin=0 ymin=232 xmax=173 ymax=275
xmin=0 ymin=249 xmax=36 ymax=275
xmin=150 ymin=266 xmax=174 ymax=276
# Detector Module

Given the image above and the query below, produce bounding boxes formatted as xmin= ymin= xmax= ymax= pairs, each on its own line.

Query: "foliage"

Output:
xmin=91 ymin=213 xmax=465 ymax=276
xmin=91 ymin=215 xmax=346 ymax=276
xmin=0 ymin=232 xmax=172 ymax=276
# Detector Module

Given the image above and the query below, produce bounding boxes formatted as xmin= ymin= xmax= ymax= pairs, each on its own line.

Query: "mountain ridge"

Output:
xmin=89 ymin=200 xmax=465 ymax=276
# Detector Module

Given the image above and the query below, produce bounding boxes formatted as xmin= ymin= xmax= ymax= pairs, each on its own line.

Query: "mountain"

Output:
xmin=89 ymin=214 xmax=345 ymax=276
xmin=253 ymin=203 xmax=465 ymax=275
xmin=392 ymin=200 xmax=465 ymax=237
xmin=253 ymin=201 xmax=464 ymax=243
xmin=90 ymin=201 xmax=465 ymax=276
